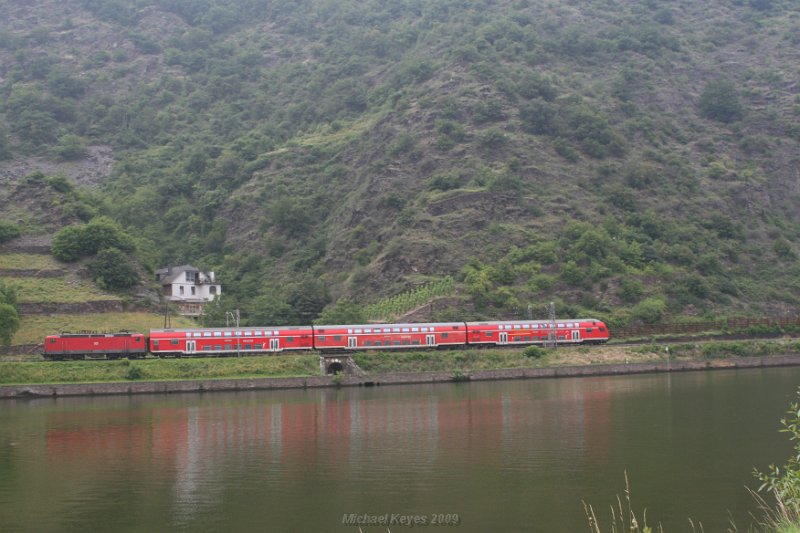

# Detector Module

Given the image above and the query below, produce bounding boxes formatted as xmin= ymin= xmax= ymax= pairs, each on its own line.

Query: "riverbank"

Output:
xmin=2 ymin=352 xmax=800 ymax=399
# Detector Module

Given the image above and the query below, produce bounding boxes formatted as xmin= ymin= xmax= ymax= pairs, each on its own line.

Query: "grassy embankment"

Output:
xmin=2 ymin=338 xmax=800 ymax=386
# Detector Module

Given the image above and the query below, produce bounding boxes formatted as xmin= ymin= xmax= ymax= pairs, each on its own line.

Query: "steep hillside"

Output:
xmin=1 ymin=0 xmax=798 ymax=326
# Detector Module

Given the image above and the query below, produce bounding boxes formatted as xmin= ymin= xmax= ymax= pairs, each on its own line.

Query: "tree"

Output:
xmin=699 ymin=79 xmax=744 ymax=123
xmin=246 ymin=293 xmax=297 ymax=326
xmin=88 ymin=248 xmax=139 ymax=290
xmin=0 ymin=304 xmax=19 ymax=345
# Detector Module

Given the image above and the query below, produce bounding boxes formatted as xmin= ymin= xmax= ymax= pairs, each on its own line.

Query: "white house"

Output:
xmin=156 ymin=265 xmax=221 ymax=317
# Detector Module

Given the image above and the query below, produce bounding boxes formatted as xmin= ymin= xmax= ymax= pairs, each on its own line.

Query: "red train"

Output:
xmin=43 ymin=319 xmax=609 ymax=360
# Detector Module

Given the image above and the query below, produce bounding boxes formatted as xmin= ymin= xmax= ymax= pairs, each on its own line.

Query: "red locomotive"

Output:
xmin=44 ymin=332 xmax=147 ymax=360
xmin=43 ymin=318 xmax=610 ymax=360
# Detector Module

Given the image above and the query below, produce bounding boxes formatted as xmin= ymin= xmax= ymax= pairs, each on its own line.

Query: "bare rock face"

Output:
xmin=0 ymin=145 xmax=115 ymax=188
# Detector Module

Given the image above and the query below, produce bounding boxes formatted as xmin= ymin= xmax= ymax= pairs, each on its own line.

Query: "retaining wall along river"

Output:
xmin=2 ymin=354 xmax=800 ymax=399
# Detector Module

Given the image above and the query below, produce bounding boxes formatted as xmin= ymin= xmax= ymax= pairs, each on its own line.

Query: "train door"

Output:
xmin=269 ymin=338 xmax=280 ymax=352
xmin=426 ymin=334 xmax=436 ymax=347
xmin=186 ymin=340 xmax=196 ymax=355
xmin=499 ymin=332 xmax=508 ymax=345
xmin=571 ymin=330 xmax=581 ymax=343
xmin=348 ymin=337 xmax=357 ymax=349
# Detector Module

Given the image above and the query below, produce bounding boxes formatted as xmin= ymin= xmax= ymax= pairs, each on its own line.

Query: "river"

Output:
xmin=1 ymin=366 xmax=798 ymax=532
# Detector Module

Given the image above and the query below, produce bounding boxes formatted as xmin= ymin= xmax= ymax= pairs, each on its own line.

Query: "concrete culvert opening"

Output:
xmin=327 ymin=362 xmax=344 ymax=375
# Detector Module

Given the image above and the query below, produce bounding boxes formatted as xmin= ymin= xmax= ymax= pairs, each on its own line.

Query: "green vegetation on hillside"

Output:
xmin=1 ymin=0 xmax=798 ymax=327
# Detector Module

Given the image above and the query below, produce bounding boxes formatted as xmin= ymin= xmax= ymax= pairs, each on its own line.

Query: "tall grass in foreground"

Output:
xmin=583 ymin=472 xmax=665 ymax=533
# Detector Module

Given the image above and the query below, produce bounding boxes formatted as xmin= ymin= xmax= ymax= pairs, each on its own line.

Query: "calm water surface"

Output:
xmin=1 ymin=367 xmax=798 ymax=532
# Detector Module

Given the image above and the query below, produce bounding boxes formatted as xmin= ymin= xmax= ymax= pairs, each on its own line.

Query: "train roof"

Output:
xmin=48 ymin=331 xmax=143 ymax=338
xmin=313 ymin=322 xmax=465 ymax=330
xmin=150 ymin=326 xmax=312 ymax=334
xmin=465 ymin=318 xmax=604 ymax=326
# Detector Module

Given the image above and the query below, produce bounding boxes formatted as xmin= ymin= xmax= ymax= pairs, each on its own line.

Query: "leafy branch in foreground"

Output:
xmin=753 ymin=388 xmax=800 ymax=530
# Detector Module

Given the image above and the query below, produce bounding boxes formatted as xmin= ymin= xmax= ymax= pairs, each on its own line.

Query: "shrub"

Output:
xmin=53 ymin=134 xmax=87 ymax=161
xmin=0 ymin=303 xmax=20 ymax=345
xmin=699 ymin=79 xmax=744 ymax=123
xmin=125 ymin=364 xmax=144 ymax=380
xmin=51 ymin=217 xmax=135 ymax=262
xmin=51 ymin=226 xmax=85 ymax=262
xmin=0 ymin=221 xmax=20 ymax=243
xmin=523 ymin=345 xmax=546 ymax=358
xmin=630 ymin=297 xmax=667 ymax=324
xmin=88 ymin=248 xmax=139 ymax=290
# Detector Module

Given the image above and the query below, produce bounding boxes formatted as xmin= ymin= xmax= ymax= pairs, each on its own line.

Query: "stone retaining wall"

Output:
xmin=2 ymin=354 xmax=800 ymax=400
xmin=18 ymin=300 xmax=124 ymax=315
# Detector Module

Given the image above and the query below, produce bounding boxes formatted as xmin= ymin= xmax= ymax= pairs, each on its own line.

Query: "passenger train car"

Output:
xmin=43 ymin=319 xmax=609 ymax=360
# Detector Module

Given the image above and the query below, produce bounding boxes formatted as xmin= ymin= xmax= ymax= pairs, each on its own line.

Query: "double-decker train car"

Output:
xmin=312 ymin=322 xmax=468 ymax=351
xmin=149 ymin=326 xmax=314 ymax=357
xmin=43 ymin=332 xmax=147 ymax=360
xmin=466 ymin=319 xmax=609 ymax=346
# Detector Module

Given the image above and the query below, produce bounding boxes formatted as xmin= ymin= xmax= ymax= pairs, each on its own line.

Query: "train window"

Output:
xmin=442 ymin=333 xmax=448 ymax=338
xmin=514 ymin=325 xmax=521 ymax=329
xmin=486 ymin=332 xmax=494 ymax=337
xmin=394 ymin=341 xmax=400 ymax=346
xmin=412 ymin=340 xmax=420 ymax=345
xmin=245 ymin=344 xmax=252 ymax=350
xmin=355 ymin=329 xmax=363 ymax=334
xmin=203 ymin=332 xmax=212 ymax=337
xmin=318 ymin=336 xmax=326 ymax=342
xmin=384 ymin=328 xmax=391 ymax=333
xmin=374 ymin=341 xmax=382 ymax=346
xmin=334 ymin=336 xmax=341 ymax=341
xmin=225 ymin=332 xmax=232 ymax=337
xmin=587 ymin=328 xmax=593 ymax=333
xmin=403 ymin=340 xmax=410 ymax=345
xmin=287 ymin=337 xmax=294 ymax=342
xmin=235 ymin=331 xmax=242 ymax=337
xmin=364 ymin=341 xmax=371 ymax=346
xmin=348 ymin=329 xmax=353 ymax=334
xmin=524 ymin=336 xmax=531 ymax=341
xmin=393 ymin=328 xmax=400 ymax=333
xmin=203 ymin=345 xmax=210 ymax=350
xmin=557 ymin=323 xmax=565 ymax=328
xmin=421 ymin=327 xmax=428 ymax=332
xmin=412 ymin=327 xmax=419 ymax=332
xmin=273 ymin=331 xmax=280 ymax=336
xmin=364 ymin=328 xmax=372 ymax=333
xmin=214 ymin=345 xmax=221 ymax=350
xmin=600 ymin=327 xmax=606 ymax=332
xmin=225 ymin=345 xmax=232 ymax=350
xmin=402 ymin=328 xmax=409 ymax=333
xmin=50 ymin=338 xmax=57 ymax=343
xmin=170 ymin=340 xmax=179 ymax=345
xmin=214 ymin=331 xmax=222 ymax=337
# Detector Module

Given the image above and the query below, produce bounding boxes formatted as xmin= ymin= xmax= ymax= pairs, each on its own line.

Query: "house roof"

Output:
xmin=156 ymin=264 xmax=201 ymax=284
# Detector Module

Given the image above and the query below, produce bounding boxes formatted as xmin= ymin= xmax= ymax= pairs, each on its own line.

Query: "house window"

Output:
xmin=191 ymin=286 xmax=196 ymax=296
xmin=210 ymin=286 xmax=217 ymax=294
xmin=179 ymin=286 xmax=185 ymax=295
